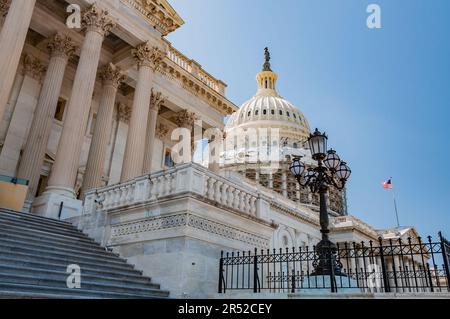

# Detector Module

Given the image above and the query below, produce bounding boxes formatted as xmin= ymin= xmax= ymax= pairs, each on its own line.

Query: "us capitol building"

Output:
xmin=0 ymin=0 xmax=424 ymax=298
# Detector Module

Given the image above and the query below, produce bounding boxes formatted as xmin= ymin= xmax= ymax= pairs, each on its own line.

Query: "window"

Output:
xmin=293 ymin=143 xmax=298 ymax=149
xmin=248 ymin=111 xmax=251 ymax=117
xmin=286 ymin=111 xmax=290 ymax=117
xmin=263 ymin=109 xmax=267 ymax=115
xmin=293 ymin=113 xmax=297 ymax=119
xmin=255 ymin=110 xmax=259 ymax=116
xmin=279 ymin=110 xmax=283 ymax=116
xmin=54 ymin=98 xmax=66 ymax=121
xmin=271 ymin=109 xmax=275 ymax=115
xmin=164 ymin=148 xmax=174 ymax=168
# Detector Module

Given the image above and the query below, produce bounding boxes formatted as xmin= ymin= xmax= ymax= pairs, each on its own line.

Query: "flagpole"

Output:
xmin=391 ymin=187 xmax=400 ymax=228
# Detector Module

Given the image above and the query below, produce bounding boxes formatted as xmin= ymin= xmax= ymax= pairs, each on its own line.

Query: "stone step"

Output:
xmin=0 ymin=253 xmax=142 ymax=276
xmin=0 ymin=208 xmax=74 ymax=228
xmin=0 ymin=220 xmax=94 ymax=246
xmin=0 ymin=244 xmax=131 ymax=268
xmin=0 ymin=283 xmax=169 ymax=299
xmin=0 ymin=214 xmax=92 ymax=239
xmin=0 ymin=273 xmax=167 ymax=297
xmin=0 ymin=230 xmax=116 ymax=257
xmin=0 ymin=258 xmax=149 ymax=282
xmin=0 ymin=267 xmax=160 ymax=290
xmin=0 ymin=208 xmax=169 ymax=298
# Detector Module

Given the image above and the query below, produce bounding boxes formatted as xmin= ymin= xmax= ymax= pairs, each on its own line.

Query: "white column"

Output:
xmin=17 ymin=34 xmax=75 ymax=205
xmin=0 ymin=54 xmax=45 ymax=176
xmin=143 ymin=89 xmax=164 ymax=174
xmin=121 ymin=42 xmax=164 ymax=181
xmin=207 ymin=130 xmax=223 ymax=173
xmin=172 ymin=109 xmax=197 ymax=164
xmin=282 ymin=171 xmax=287 ymax=196
xmin=0 ymin=0 xmax=36 ymax=122
xmin=268 ymin=171 xmax=273 ymax=189
xmin=108 ymin=103 xmax=130 ymax=184
xmin=81 ymin=64 xmax=124 ymax=196
xmin=46 ymin=5 xmax=115 ymax=198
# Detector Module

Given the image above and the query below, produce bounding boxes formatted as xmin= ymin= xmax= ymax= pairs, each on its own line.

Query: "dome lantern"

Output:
xmin=256 ymin=47 xmax=279 ymax=97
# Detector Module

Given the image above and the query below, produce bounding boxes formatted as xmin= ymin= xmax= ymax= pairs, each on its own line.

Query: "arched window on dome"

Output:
xmin=279 ymin=110 xmax=283 ymax=116
xmin=265 ymin=79 xmax=268 ymax=89
xmin=247 ymin=111 xmax=251 ymax=117
xmin=286 ymin=111 xmax=290 ymax=117
xmin=255 ymin=110 xmax=259 ymax=116
xmin=263 ymin=109 xmax=267 ymax=115
xmin=271 ymin=109 xmax=275 ymax=115
xmin=293 ymin=113 xmax=297 ymax=119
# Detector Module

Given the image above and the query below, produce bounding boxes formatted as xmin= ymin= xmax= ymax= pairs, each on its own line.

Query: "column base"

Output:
xmin=22 ymin=200 xmax=32 ymax=213
xmin=31 ymin=191 xmax=83 ymax=220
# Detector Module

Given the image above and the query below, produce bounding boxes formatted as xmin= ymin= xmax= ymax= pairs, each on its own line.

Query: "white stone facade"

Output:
xmin=0 ymin=0 xmax=424 ymax=299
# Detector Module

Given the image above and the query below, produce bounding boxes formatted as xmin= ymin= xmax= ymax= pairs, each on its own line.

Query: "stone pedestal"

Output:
xmin=31 ymin=191 xmax=83 ymax=220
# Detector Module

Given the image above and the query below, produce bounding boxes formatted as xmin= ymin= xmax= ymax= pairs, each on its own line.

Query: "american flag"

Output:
xmin=382 ymin=178 xmax=393 ymax=189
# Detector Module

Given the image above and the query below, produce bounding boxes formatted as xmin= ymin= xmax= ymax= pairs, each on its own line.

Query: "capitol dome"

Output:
xmin=226 ymin=48 xmax=311 ymax=142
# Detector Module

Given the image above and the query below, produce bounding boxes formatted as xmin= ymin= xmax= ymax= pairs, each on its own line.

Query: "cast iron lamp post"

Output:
xmin=290 ymin=129 xmax=351 ymax=288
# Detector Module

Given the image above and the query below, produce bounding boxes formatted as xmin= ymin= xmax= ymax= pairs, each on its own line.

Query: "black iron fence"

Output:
xmin=218 ymin=232 xmax=450 ymax=294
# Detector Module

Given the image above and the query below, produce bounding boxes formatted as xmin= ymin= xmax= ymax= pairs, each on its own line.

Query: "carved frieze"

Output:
xmin=110 ymin=213 xmax=269 ymax=248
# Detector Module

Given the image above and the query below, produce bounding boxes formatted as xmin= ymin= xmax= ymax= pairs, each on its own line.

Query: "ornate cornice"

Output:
xmin=149 ymin=88 xmax=165 ymax=111
xmin=132 ymin=42 xmax=165 ymax=70
xmin=22 ymin=54 xmax=46 ymax=81
xmin=117 ymin=102 xmax=131 ymax=123
xmin=173 ymin=109 xmax=197 ymax=129
xmin=47 ymin=33 xmax=76 ymax=60
xmin=99 ymin=63 xmax=126 ymax=89
xmin=123 ymin=0 xmax=184 ymax=36
xmin=82 ymin=4 xmax=116 ymax=37
xmin=156 ymin=123 xmax=169 ymax=139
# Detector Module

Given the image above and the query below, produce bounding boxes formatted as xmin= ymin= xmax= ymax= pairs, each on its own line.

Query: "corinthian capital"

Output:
xmin=117 ymin=102 xmax=131 ymax=123
xmin=82 ymin=4 xmax=116 ymax=37
xmin=47 ymin=33 xmax=77 ymax=59
xmin=22 ymin=54 xmax=46 ymax=81
xmin=150 ymin=88 xmax=165 ymax=111
xmin=99 ymin=63 xmax=126 ymax=89
xmin=173 ymin=110 xmax=198 ymax=129
xmin=156 ymin=123 xmax=169 ymax=139
xmin=132 ymin=42 xmax=165 ymax=70
xmin=0 ymin=0 xmax=11 ymax=18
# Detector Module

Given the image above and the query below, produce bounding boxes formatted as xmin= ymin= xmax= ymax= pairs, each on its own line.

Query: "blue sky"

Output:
xmin=167 ymin=0 xmax=450 ymax=238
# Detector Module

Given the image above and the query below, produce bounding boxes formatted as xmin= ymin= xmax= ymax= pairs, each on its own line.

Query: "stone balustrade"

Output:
xmin=165 ymin=42 xmax=226 ymax=95
xmin=84 ymin=163 xmax=262 ymax=218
